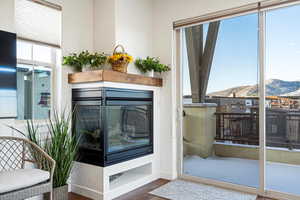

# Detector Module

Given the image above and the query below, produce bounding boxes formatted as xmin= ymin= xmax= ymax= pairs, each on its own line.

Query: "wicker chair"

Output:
xmin=0 ymin=136 xmax=55 ymax=200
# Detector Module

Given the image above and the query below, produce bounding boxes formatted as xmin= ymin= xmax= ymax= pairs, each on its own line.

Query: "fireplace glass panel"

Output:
xmin=106 ymin=105 xmax=152 ymax=153
xmin=75 ymin=104 xmax=102 ymax=152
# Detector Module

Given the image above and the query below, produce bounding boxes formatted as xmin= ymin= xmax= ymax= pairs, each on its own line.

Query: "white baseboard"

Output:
xmin=71 ymin=183 xmax=103 ymax=200
xmin=159 ymin=171 xmax=177 ymax=180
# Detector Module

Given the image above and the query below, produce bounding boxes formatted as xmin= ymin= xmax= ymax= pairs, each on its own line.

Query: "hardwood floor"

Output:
xmin=115 ymin=179 xmax=170 ymax=200
xmin=69 ymin=179 xmax=276 ymax=200
xmin=69 ymin=192 xmax=92 ymax=200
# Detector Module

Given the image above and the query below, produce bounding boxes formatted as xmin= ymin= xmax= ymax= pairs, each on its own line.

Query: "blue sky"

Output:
xmin=182 ymin=4 xmax=300 ymax=95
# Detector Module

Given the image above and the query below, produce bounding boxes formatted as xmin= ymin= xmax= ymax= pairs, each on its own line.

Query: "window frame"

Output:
xmin=16 ymin=39 xmax=58 ymax=121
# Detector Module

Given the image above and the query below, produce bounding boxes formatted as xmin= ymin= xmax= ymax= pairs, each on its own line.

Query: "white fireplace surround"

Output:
xmin=70 ymin=81 xmax=161 ymax=200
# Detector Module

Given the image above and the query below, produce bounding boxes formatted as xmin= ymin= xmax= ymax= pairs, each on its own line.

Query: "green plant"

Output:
xmin=63 ymin=51 xmax=107 ymax=71
xmin=8 ymin=110 xmax=78 ymax=188
xmin=135 ymin=57 xmax=170 ymax=73
xmin=89 ymin=52 xmax=107 ymax=69
xmin=63 ymin=51 xmax=90 ymax=72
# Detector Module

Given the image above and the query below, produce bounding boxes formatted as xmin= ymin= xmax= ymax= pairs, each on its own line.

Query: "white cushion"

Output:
xmin=0 ymin=169 xmax=50 ymax=193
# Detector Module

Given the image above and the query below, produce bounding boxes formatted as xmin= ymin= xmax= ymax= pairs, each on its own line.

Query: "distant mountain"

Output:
xmin=208 ymin=79 xmax=300 ymax=97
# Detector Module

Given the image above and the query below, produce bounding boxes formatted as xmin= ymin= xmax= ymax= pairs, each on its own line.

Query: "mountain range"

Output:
xmin=208 ymin=79 xmax=300 ymax=97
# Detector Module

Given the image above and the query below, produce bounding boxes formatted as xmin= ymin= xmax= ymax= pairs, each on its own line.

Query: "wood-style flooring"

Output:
xmin=69 ymin=179 xmax=276 ymax=200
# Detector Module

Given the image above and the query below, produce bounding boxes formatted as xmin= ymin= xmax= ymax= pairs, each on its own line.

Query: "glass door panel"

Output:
xmin=33 ymin=66 xmax=51 ymax=119
xmin=73 ymin=103 xmax=103 ymax=165
xmin=74 ymin=104 xmax=102 ymax=152
xmin=105 ymin=105 xmax=152 ymax=154
xmin=182 ymin=13 xmax=260 ymax=188
xmin=266 ymin=4 xmax=300 ymax=196
xmin=17 ymin=64 xmax=33 ymax=120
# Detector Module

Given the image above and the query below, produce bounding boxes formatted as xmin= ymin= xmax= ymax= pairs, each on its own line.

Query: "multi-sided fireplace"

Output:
xmin=72 ymin=87 xmax=153 ymax=167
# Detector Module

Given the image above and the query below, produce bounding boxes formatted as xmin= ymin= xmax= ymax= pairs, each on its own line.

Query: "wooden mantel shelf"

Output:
xmin=68 ymin=70 xmax=163 ymax=87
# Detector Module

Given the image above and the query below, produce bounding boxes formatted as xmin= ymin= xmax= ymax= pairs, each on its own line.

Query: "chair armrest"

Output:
xmin=0 ymin=136 xmax=55 ymax=183
xmin=24 ymin=139 xmax=56 ymax=183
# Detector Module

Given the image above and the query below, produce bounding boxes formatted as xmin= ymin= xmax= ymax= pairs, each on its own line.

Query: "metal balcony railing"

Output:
xmin=215 ymin=110 xmax=300 ymax=149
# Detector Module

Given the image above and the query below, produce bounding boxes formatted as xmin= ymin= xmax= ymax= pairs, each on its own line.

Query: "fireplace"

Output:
xmin=72 ymin=87 xmax=153 ymax=166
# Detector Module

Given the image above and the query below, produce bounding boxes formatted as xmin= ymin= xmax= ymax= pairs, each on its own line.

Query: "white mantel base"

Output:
xmin=71 ymin=155 xmax=158 ymax=200
xmin=69 ymin=81 xmax=161 ymax=200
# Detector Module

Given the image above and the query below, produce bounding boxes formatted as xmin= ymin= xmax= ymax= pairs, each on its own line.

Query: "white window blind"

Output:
xmin=15 ymin=0 xmax=61 ymax=47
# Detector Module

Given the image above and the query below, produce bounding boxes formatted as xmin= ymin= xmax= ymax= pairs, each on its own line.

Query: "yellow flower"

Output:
xmin=127 ymin=55 xmax=133 ymax=63
xmin=108 ymin=53 xmax=134 ymax=63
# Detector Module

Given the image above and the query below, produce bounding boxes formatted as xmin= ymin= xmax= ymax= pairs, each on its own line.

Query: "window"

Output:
xmin=17 ymin=40 xmax=57 ymax=120
xmin=14 ymin=0 xmax=61 ymax=120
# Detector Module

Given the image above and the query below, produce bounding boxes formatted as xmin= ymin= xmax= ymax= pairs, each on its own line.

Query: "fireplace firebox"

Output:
xmin=72 ymin=87 xmax=153 ymax=166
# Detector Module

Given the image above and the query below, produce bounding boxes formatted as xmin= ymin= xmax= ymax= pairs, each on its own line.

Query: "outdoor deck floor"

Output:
xmin=184 ymin=155 xmax=300 ymax=196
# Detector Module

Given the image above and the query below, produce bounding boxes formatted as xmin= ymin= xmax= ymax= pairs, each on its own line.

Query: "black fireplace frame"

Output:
xmin=72 ymin=87 xmax=153 ymax=167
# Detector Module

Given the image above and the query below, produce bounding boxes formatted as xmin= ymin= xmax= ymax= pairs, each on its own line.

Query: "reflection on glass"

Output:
xmin=266 ymin=4 xmax=300 ymax=196
xmin=33 ymin=66 xmax=51 ymax=119
xmin=182 ymin=13 xmax=259 ymax=188
xmin=106 ymin=105 xmax=151 ymax=153
xmin=75 ymin=105 xmax=102 ymax=151
xmin=17 ymin=64 xmax=33 ymax=120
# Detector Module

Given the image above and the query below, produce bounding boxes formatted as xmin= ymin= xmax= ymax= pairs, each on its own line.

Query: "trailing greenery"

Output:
xmin=8 ymin=110 xmax=78 ymax=188
xmin=63 ymin=50 xmax=107 ymax=71
xmin=135 ymin=57 xmax=170 ymax=73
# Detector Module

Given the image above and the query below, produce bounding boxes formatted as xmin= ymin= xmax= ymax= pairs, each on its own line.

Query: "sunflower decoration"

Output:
xmin=108 ymin=45 xmax=133 ymax=73
xmin=108 ymin=53 xmax=133 ymax=63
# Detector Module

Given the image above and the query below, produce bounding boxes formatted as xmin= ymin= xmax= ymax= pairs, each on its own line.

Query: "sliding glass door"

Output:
xmin=181 ymin=13 xmax=260 ymax=188
xmin=265 ymin=4 xmax=300 ymax=196
xmin=179 ymin=2 xmax=300 ymax=199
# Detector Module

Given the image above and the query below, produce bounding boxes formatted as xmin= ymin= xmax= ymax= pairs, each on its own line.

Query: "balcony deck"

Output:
xmin=184 ymin=155 xmax=300 ymax=195
xmin=183 ymin=101 xmax=300 ymax=196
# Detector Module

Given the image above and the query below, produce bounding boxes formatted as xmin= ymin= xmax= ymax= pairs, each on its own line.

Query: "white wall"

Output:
xmin=94 ymin=0 xmax=153 ymax=74
xmin=115 ymin=0 xmax=153 ymax=74
xmin=60 ymin=0 xmax=94 ymax=110
xmin=94 ymin=0 xmax=116 ymax=53
xmin=62 ymin=0 xmax=94 ymax=55
xmin=0 ymin=0 xmax=15 ymax=33
xmin=152 ymin=0 xmax=262 ymax=179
